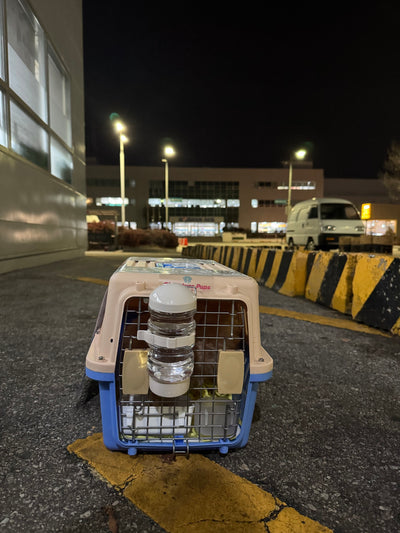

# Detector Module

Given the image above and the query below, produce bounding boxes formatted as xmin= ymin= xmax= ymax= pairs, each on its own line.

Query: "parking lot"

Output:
xmin=0 ymin=251 xmax=399 ymax=532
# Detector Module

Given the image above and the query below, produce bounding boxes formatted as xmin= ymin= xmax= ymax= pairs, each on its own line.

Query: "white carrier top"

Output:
xmin=117 ymin=257 xmax=247 ymax=277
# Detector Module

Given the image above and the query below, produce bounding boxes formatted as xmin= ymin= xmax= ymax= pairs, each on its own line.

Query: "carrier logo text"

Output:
xmin=182 ymin=276 xmax=211 ymax=290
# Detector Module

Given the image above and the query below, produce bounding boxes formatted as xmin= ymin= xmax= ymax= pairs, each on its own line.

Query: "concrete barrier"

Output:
xmin=305 ymin=252 xmax=358 ymax=314
xmin=182 ymin=244 xmax=400 ymax=335
xmin=352 ymin=254 xmax=400 ymax=334
xmin=262 ymin=250 xmax=309 ymax=297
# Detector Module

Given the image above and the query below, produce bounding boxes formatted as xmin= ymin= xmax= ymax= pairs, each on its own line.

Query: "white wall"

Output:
xmin=0 ymin=0 xmax=86 ymax=273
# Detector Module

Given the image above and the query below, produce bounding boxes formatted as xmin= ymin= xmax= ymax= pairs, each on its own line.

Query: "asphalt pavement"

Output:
xmin=0 ymin=250 xmax=399 ymax=532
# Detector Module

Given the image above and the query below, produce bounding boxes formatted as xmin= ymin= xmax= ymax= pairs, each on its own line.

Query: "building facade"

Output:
xmin=325 ymin=178 xmax=399 ymax=237
xmin=86 ymin=164 xmax=324 ymax=236
xmin=0 ymin=0 xmax=86 ymax=273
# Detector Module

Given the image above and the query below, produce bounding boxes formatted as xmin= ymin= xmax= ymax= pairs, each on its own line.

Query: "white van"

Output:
xmin=286 ymin=197 xmax=365 ymax=250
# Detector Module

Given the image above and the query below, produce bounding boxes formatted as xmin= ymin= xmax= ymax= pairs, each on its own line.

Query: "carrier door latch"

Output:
xmin=172 ymin=438 xmax=190 ymax=459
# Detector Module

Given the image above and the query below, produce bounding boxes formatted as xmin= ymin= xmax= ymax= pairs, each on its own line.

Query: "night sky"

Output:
xmin=82 ymin=2 xmax=400 ymax=178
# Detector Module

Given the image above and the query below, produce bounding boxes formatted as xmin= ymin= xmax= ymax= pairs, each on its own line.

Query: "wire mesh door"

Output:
xmin=116 ymin=297 xmax=249 ymax=444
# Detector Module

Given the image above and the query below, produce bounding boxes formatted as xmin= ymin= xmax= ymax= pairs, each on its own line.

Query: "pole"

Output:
xmin=164 ymin=159 xmax=169 ymax=228
xmin=287 ymin=161 xmax=293 ymax=215
xmin=120 ymin=135 xmax=126 ymax=227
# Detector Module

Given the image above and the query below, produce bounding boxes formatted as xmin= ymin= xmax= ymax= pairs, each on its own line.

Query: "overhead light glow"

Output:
xmin=295 ymin=149 xmax=307 ymax=160
xmin=115 ymin=121 xmax=125 ymax=133
xmin=164 ymin=145 xmax=175 ymax=157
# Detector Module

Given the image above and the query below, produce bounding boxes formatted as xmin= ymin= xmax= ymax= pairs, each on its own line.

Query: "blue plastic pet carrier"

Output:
xmin=86 ymin=257 xmax=273 ymax=455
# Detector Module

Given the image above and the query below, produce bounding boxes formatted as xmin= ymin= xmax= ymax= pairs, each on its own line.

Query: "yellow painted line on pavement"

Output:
xmin=259 ymin=305 xmax=391 ymax=337
xmin=68 ymin=433 xmax=331 ymax=533
xmin=62 ymin=275 xmax=109 ymax=286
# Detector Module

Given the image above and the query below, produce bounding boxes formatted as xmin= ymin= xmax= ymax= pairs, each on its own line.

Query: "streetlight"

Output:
xmin=114 ymin=121 xmax=128 ymax=226
xmin=162 ymin=145 xmax=175 ymax=229
xmin=286 ymin=148 xmax=307 ymax=214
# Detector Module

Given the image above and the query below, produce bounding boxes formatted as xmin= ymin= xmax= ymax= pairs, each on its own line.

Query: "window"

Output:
xmin=172 ymin=222 xmax=220 ymax=237
xmin=149 ymin=180 xmax=239 ymax=200
xmin=252 ymin=199 xmax=285 ymax=208
xmin=0 ymin=0 xmax=73 ymax=181
xmin=320 ymin=203 xmax=360 ymax=220
xmin=256 ymin=181 xmax=277 ymax=188
xmin=0 ymin=0 xmax=5 ymax=79
xmin=366 ymin=219 xmax=396 ymax=236
xmin=96 ymin=197 xmax=129 ymax=207
xmin=48 ymin=49 xmax=71 ymax=146
xmin=10 ymin=99 xmax=48 ymax=169
xmin=148 ymin=197 xmax=239 ymax=209
xmin=277 ymin=181 xmax=316 ymax=190
xmin=0 ymin=89 xmax=7 ymax=146
xmin=7 ymin=0 xmax=47 ymax=121
xmin=257 ymin=221 xmax=287 ymax=233
xmin=50 ymin=137 xmax=72 ymax=183
xmin=308 ymin=206 xmax=318 ymax=218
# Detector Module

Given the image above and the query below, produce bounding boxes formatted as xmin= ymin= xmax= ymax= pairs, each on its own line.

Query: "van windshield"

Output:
xmin=320 ymin=203 xmax=360 ymax=220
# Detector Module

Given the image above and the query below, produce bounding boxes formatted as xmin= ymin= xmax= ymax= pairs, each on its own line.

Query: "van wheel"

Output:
xmin=306 ymin=238 xmax=315 ymax=251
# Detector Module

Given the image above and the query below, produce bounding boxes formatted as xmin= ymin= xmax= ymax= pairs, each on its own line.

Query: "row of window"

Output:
xmin=148 ymin=198 xmax=240 ymax=208
xmin=257 ymin=181 xmax=316 ymax=190
xmin=251 ymin=221 xmax=287 ymax=233
xmin=88 ymin=177 xmax=316 ymax=195
xmin=149 ymin=180 xmax=240 ymax=199
xmin=90 ymin=197 xmax=241 ymax=209
xmin=251 ymin=199 xmax=287 ymax=208
xmin=91 ymin=196 xmax=298 ymax=210
xmin=149 ymin=221 xmax=287 ymax=237
xmin=0 ymin=0 xmax=73 ymax=182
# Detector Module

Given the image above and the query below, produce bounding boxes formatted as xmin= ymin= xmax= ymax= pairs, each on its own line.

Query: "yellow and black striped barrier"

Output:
xmin=352 ymin=254 xmax=400 ymax=335
xmin=305 ymin=252 xmax=358 ymax=315
xmin=182 ymin=244 xmax=400 ymax=336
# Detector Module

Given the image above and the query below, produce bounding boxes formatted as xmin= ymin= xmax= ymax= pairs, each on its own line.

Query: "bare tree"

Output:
xmin=379 ymin=140 xmax=400 ymax=201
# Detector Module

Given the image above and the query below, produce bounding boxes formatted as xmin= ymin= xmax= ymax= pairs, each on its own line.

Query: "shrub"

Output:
xmin=150 ymin=230 xmax=179 ymax=248
xmin=87 ymin=221 xmax=115 ymax=234
xmin=117 ymin=229 xmax=178 ymax=248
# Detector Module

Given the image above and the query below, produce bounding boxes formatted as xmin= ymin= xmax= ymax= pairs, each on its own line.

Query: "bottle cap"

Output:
xmin=149 ymin=283 xmax=196 ymax=313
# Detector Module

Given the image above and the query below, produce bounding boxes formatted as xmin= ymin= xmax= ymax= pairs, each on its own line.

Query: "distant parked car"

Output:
xmin=286 ymin=197 xmax=365 ymax=250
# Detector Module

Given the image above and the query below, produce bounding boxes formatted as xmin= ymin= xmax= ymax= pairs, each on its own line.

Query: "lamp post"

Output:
xmin=286 ymin=148 xmax=307 ymax=214
xmin=162 ymin=145 xmax=175 ymax=229
xmin=114 ymin=121 xmax=128 ymax=227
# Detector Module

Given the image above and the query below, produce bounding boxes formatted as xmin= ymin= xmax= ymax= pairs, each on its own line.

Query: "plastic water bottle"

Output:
xmin=138 ymin=283 xmax=196 ymax=397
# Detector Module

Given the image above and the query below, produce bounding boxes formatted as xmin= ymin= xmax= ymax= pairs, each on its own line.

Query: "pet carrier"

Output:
xmin=86 ymin=257 xmax=273 ymax=455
